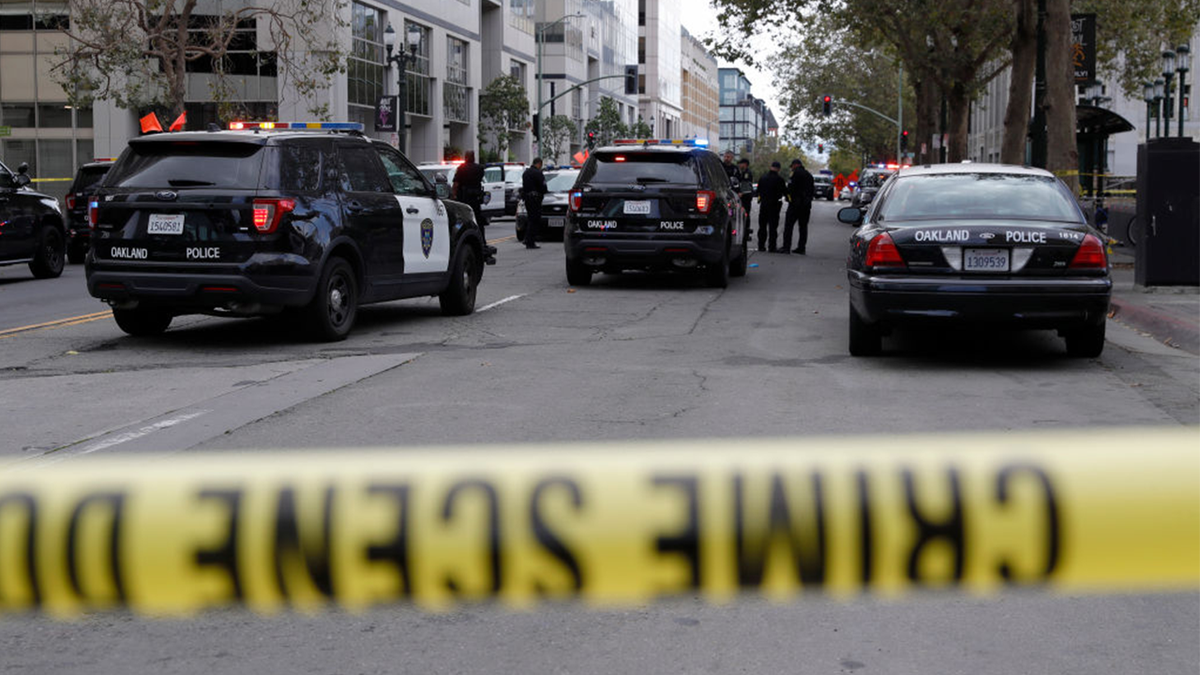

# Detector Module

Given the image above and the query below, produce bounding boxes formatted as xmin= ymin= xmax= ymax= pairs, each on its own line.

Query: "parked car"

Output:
xmin=418 ymin=162 xmax=504 ymax=218
xmin=516 ymin=167 xmax=579 ymax=242
xmin=813 ymin=174 xmax=835 ymax=200
xmin=87 ymin=122 xmax=490 ymax=341
xmin=63 ymin=159 xmax=114 ymax=263
xmin=839 ymin=163 xmax=1111 ymax=357
xmin=850 ymin=167 xmax=896 ymax=209
xmin=564 ymin=139 xmax=748 ymax=288
xmin=0 ymin=159 xmax=66 ymax=279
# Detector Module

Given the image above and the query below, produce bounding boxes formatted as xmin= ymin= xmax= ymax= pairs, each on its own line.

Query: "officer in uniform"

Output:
xmin=735 ymin=158 xmax=754 ymax=241
xmin=781 ymin=158 xmax=815 ymax=254
xmin=452 ymin=150 xmax=487 ymax=234
xmin=755 ymin=161 xmax=787 ymax=252
xmin=520 ymin=157 xmax=548 ymax=249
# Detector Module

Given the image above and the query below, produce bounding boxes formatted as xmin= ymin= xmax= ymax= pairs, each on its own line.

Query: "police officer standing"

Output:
xmin=735 ymin=158 xmax=754 ymax=241
xmin=781 ymin=158 xmax=814 ymax=254
xmin=452 ymin=150 xmax=487 ymax=234
xmin=521 ymin=157 xmax=548 ymax=249
xmin=755 ymin=161 xmax=787 ymax=252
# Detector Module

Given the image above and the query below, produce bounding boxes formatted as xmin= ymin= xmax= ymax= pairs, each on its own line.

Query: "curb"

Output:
xmin=1109 ymin=297 xmax=1200 ymax=355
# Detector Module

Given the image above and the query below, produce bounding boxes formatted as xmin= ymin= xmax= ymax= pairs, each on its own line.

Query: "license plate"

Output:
xmin=147 ymin=213 xmax=185 ymax=235
xmin=963 ymin=248 xmax=1009 ymax=271
xmin=623 ymin=200 xmax=651 ymax=215
xmin=548 ymin=217 xmax=565 ymax=229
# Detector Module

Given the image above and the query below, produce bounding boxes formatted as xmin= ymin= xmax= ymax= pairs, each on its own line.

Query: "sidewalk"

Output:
xmin=1107 ymin=246 xmax=1200 ymax=355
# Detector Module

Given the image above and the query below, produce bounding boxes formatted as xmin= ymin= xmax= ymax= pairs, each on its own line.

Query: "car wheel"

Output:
xmin=1064 ymin=321 xmax=1105 ymax=358
xmin=566 ymin=258 xmax=592 ymax=286
xmin=705 ymin=240 xmax=730 ymax=289
xmin=848 ymin=302 xmax=882 ymax=356
xmin=29 ymin=226 xmax=65 ymax=279
xmin=729 ymin=238 xmax=748 ymax=278
xmin=306 ymin=257 xmax=357 ymax=341
xmin=67 ymin=242 xmax=87 ymax=265
xmin=439 ymin=245 xmax=479 ymax=316
xmin=112 ymin=307 xmax=172 ymax=336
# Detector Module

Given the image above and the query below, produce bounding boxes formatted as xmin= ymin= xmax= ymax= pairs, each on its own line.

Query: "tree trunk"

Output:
xmin=946 ymin=83 xmax=971 ymax=163
xmin=914 ymin=76 xmax=939 ymax=165
xmin=1002 ymin=0 xmax=1037 ymax=164
xmin=1044 ymin=0 xmax=1079 ymax=192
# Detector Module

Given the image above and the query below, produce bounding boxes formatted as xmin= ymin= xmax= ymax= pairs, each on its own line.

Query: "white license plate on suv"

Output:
xmin=147 ymin=214 xmax=185 ymax=235
xmin=623 ymin=200 xmax=651 ymax=215
xmin=963 ymin=248 xmax=1009 ymax=272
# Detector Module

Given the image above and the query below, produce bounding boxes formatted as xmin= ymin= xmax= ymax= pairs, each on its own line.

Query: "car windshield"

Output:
xmin=420 ymin=166 xmax=457 ymax=183
xmin=878 ymin=173 xmax=1084 ymax=223
xmin=545 ymin=171 xmax=580 ymax=192
xmin=814 ymin=176 xmax=831 ymax=184
xmin=581 ymin=153 xmax=700 ymax=185
xmin=107 ymin=142 xmax=265 ymax=189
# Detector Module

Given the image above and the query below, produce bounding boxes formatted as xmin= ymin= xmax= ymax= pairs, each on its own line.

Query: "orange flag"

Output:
xmin=168 ymin=112 xmax=186 ymax=132
xmin=139 ymin=113 xmax=162 ymax=134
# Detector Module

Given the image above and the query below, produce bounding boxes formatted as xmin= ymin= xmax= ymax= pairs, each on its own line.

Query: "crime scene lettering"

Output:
xmin=194 ymin=489 xmax=244 ymax=600
xmin=0 ymin=492 xmax=40 ymax=606
xmin=66 ymin=492 xmax=126 ymax=603
xmin=441 ymin=480 xmax=501 ymax=594
xmin=273 ymin=486 xmax=334 ymax=599
xmin=733 ymin=473 xmax=827 ymax=588
xmin=529 ymin=477 xmax=584 ymax=593
xmin=652 ymin=475 xmax=701 ymax=590
xmin=366 ymin=484 xmax=413 ymax=598
xmin=996 ymin=464 xmax=1059 ymax=583
xmin=904 ymin=468 xmax=965 ymax=584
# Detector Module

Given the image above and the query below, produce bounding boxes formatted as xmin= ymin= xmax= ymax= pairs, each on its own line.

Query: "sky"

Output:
xmin=678 ymin=0 xmax=784 ymax=121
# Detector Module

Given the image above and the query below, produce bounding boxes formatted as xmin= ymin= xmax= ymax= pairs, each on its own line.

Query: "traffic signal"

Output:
xmin=532 ymin=113 xmax=540 ymax=141
xmin=900 ymin=130 xmax=909 ymax=153
xmin=817 ymin=143 xmax=824 ymax=153
xmin=587 ymin=131 xmax=596 ymax=150
xmin=822 ymin=95 xmax=832 ymax=116
xmin=624 ymin=65 xmax=638 ymax=95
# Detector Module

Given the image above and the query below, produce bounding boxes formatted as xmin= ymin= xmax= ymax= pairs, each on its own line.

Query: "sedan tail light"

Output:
xmin=569 ymin=191 xmax=582 ymax=212
xmin=1068 ymin=233 xmax=1107 ymax=269
xmin=865 ymin=232 xmax=906 ymax=268
xmin=696 ymin=190 xmax=716 ymax=214
xmin=251 ymin=198 xmax=296 ymax=234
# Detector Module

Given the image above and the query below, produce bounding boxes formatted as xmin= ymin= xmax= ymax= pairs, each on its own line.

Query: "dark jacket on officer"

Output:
xmin=788 ymin=165 xmax=815 ymax=203
xmin=756 ymin=170 xmax=787 ymax=202
xmin=521 ymin=164 xmax=548 ymax=204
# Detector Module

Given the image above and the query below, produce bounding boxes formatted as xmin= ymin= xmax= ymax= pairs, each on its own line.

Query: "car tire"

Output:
xmin=705 ymin=241 xmax=730 ymax=289
xmin=112 ymin=307 xmax=172 ymax=336
xmin=729 ymin=238 xmax=748 ymax=278
xmin=306 ymin=257 xmax=357 ymax=341
xmin=1065 ymin=321 xmax=1105 ymax=358
xmin=848 ymin=302 xmax=882 ymax=356
xmin=29 ymin=226 xmax=65 ymax=279
xmin=67 ymin=242 xmax=87 ymax=265
xmin=566 ymin=258 xmax=592 ymax=286
xmin=439 ymin=245 xmax=479 ymax=316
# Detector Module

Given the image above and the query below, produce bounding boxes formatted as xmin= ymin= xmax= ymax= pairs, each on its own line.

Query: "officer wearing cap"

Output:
xmin=782 ymin=158 xmax=814 ymax=254
xmin=755 ymin=161 xmax=787 ymax=252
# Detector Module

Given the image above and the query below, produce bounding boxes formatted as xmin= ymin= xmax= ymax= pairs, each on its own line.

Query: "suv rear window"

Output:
xmin=580 ymin=153 xmax=701 ymax=185
xmin=73 ymin=166 xmax=110 ymax=192
xmin=107 ymin=142 xmax=266 ymax=189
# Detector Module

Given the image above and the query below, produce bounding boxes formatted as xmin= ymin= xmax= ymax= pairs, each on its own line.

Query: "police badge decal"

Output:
xmin=420 ymin=219 xmax=434 ymax=258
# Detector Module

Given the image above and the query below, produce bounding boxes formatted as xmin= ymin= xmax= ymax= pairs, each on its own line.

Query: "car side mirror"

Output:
xmin=837 ymin=206 xmax=864 ymax=226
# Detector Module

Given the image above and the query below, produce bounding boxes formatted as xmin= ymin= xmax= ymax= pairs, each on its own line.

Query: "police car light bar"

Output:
xmin=611 ymin=138 xmax=709 ymax=147
xmin=228 ymin=121 xmax=364 ymax=131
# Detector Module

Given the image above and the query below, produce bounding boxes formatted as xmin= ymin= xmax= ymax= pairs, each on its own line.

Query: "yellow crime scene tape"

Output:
xmin=0 ymin=427 xmax=1196 ymax=617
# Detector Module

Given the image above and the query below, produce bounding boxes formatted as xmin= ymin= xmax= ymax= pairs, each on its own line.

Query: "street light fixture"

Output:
xmin=384 ymin=20 xmax=423 ymax=154
xmin=1153 ymin=77 xmax=1165 ymax=138
xmin=536 ymin=13 xmax=585 ymax=155
xmin=1161 ymin=50 xmax=1176 ymax=137
xmin=1176 ymin=42 xmax=1190 ymax=137
xmin=1143 ymin=81 xmax=1155 ymax=137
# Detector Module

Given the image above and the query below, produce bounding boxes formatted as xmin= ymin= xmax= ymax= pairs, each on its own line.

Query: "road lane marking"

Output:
xmin=478 ymin=294 xmax=525 ymax=312
xmin=488 ymin=234 xmax=517 ymax=244
xmin=0 ymin=310 xmax=111 ymax=339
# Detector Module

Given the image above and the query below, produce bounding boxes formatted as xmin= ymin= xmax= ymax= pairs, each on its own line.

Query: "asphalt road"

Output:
xmin=1 ymin=203 xmax=1196 ymax=674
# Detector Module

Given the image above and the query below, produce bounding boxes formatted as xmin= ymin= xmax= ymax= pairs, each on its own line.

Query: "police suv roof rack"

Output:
xmin=228 ymin=121 xmax=365 ymax=136
xmin=611 ymin=138 xmax=710 ymax=148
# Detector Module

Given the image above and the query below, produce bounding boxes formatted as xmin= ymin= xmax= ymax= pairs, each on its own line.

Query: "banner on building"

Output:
xmin=375 ymin=96 xmax=398 ymax=132
xmin=1071 ymin=14 xmax=1097 ymax=83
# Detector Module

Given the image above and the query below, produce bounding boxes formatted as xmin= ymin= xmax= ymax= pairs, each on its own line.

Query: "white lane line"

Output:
xmin=478 ymin=294 xmax=525 ymax=312
xmin=32 ymin=410 xmax=212 ymax=467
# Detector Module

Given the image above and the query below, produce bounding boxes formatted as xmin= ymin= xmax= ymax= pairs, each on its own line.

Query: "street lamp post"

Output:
xmin=1177 ymin=43 xmax=1190 ymax=137
xmin=1153 ymin=78 xmax=1165 ymax=138
xmin=536 ymin=13 xmax=585 ymax=156
xmin=384 ymin=21 xmax=422 ymax=155
xmin=1161 ymin=50 xmax=1177 ymax=138
xmin=1143 ymin=81 xmax=1154 ymax=140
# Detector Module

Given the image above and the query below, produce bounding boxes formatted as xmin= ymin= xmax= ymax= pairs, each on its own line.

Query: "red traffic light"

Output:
xmin=823 ymin=95 xmax=831 ymax=103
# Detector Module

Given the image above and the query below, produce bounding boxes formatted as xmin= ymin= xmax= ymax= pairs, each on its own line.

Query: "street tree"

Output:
xmin=478 ymin=74 xmax=530 ymax=162
xmin=629 ymin=118 xmax=653 ymax=139
xmin=542 ymin=114 xmax=577 ymax=164
xmin=54 ymin=0 xmax=346 ymax=120
xmin=584 ymin=97 xmax=628 ymax=146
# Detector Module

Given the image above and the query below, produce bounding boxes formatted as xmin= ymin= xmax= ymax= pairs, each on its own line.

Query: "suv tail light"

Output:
xmin=251 ymin=198 xmax=296 ymax=234
xmin=88 ymin=200 xmax=99 ymax=228
xmin=696 ymin=190 xmax=716 ymax=214
xmin=569 ymin=191 xmax=582 ymax=212
xmin=1068 ymin=233 xmax=1107 ymax=269
xmin=865 ymin=232 xmax=905 ymax=268
xmin=66 ymin=194 xmax=77 ymax=210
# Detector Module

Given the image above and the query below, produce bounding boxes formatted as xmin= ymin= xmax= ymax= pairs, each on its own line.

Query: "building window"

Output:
xmin=510 ymin=60 xmax=526 ymax=84
xmin=508 ymin=0 xmax=533 ymax=34
xmin=444 ymin=37 xmax=469 ymax=123
xmin=348 ymin=3 xmax=385 ymax=110
xmin=403 ymin=21 xmax=432 ymax=117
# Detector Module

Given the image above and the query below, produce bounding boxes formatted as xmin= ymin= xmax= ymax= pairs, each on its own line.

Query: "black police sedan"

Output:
xmin=0 ymin=160 xmax=66 ymax=279
xmin=86 ymin=122 xmax=490 ymax=341
xmin=840 ymin=164 xmax=1111 ymax=357
xmin=564 ymin=140 xmax=749 ymax=288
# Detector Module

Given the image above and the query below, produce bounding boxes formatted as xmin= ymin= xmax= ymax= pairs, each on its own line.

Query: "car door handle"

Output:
xmin=346 ymin=200 xmax=366 ymax=213
xmin=405 ymin=207 xmax=420 ymax=215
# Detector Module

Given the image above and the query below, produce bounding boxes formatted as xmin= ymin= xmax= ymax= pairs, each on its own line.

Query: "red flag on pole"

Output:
xmin=139 ymin=113 xmax=162 ymax=134
xmin=168 ymin=112 xmax=186 ymax=132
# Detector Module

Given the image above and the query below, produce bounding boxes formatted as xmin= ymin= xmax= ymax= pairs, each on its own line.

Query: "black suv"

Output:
xmin=86 ymin=124 xmax=490 ymax=340
xmin=813 ymin=174 xmax=835 ymax=200
xmin=564 ymin=141 xmax=749 ymax=288
xmin=64 ymin=159 xmax=114 ymax=263
xmin=0 ymin=160 xmax=66 ymax=279
xmin=850 ymin=167 xmax=897 ymax=210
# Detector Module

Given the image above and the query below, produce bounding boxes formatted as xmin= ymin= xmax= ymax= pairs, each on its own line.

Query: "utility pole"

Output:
xmin=1030 ymin=0 xmax=1048 ymax=167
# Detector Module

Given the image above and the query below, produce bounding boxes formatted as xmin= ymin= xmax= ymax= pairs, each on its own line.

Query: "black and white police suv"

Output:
xmin=86 ymin=121 xmax=491 ymax=341
xmin=840 ymin=163 xmax=1112 ymax=357
xmin=0 ymin=159 xmax=66 ymax=280
xmin=564 ymin=139 xmax=749 ymax=288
